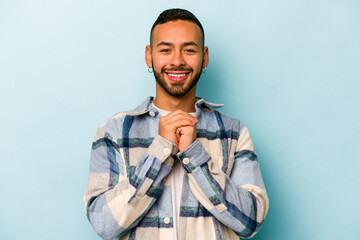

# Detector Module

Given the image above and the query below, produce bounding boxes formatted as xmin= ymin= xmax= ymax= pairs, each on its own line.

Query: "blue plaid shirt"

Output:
xmin=84 ymin=97 xmax=269 ymax=240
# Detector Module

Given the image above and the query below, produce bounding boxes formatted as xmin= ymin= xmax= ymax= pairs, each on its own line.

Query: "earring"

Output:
xmin=148 ymin=67 xmax=153 ymax=73
xmin=202 ymin=68 xmax=207 ymax=73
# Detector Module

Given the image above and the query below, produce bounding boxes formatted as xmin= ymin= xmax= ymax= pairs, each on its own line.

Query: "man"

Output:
xmin=84 ymin=8 xmax=268 ymax=240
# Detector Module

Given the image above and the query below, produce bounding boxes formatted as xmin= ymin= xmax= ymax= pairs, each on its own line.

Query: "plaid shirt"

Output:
xmin=84 ymin=97 xmax=269 ymax=240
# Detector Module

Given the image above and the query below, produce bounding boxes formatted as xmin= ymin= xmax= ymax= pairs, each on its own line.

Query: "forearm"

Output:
xmin=177 ymin=138 xmax=268 ymax=238
xmin=84 ymin=133 xmax=177 ymax=239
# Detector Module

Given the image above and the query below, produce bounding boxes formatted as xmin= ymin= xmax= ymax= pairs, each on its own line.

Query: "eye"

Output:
xmin=160 ymin=49 xmax=170 ymax=53
xmin=185 ymin=49 xmax=196 ymax=53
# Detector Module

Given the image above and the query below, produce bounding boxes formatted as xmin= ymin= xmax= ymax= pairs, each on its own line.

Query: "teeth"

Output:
xmin=168 ymin=73 xmax=186 ymax=78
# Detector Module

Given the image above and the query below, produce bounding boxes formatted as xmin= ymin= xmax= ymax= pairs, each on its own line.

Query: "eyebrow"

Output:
xmin=156 ymin=41 xmax=199 ymax=48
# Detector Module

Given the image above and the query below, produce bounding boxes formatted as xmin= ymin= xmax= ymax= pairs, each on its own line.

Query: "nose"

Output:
xmin=170 ymin=50 xmax=185 ymax=67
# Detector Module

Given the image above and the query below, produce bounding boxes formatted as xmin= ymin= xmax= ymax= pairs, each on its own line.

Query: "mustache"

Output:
xmin=162 ymin=67 xmax=193 ymax=72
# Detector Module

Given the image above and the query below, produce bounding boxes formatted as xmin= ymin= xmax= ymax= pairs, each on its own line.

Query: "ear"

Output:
xmin=145 ymin=45 xmax=152 ymax=68
xmin=202 ymin=46 xmax=209 ymax=69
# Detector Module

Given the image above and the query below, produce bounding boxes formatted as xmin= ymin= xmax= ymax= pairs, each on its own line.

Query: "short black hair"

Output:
xmin=150 ymin=8 xmax=205 ymax=47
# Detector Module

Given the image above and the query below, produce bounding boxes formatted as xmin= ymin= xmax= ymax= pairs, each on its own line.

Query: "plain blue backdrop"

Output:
xmin=1 ymin=0 xmax=359 ymax=239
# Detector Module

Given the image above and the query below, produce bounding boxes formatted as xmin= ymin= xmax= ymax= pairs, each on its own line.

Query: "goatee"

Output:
xmin=153 ymin=67 xmax=202 ymax=97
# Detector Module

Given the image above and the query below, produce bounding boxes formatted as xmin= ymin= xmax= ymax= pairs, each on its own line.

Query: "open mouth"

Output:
xmin=165 ymin=72 xmax=190 ymax=82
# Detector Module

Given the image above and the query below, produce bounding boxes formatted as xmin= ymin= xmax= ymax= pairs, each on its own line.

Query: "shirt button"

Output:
xmin=164 ymin=217 xmax=170 ymax=224
xmin=149 ymin=111 xmax=155 ymax=117
xmin=163 ymin=148 xmax=170 ymax=155
xmin=183 ymin=158 xmax=190 ymax=164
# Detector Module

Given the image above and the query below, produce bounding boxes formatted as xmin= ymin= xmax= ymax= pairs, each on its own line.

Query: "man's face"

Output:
xmin=146 ymin=20 xmax=208 ymax=98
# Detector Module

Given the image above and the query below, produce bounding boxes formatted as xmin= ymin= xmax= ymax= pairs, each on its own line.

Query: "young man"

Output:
xmin=84 ymin=9 xmax=269 ymax=240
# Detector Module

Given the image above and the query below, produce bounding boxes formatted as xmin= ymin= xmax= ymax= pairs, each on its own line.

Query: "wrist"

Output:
xmin=176 ymin=139 xmax=211 ymax=172
xmin=147 ymin=135 xmax=179 ymax=162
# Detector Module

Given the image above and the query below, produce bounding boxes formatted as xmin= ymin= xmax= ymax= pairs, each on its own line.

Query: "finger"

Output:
xmin=159 ymin=118 xmax=195 ymax=141
xmin=159 ymin=110 xmax=182 ymax=120
xmin=161 ymin=115 xmax=195 ymax=127
xmin=177 ymin=126 xmax=195 ymax=134
xmin=176 ymin=127 xmax=182 ymax=136
xmin=176 ymin=127 xmax=182 ymax=142
xmin=163 ymin=113 xmax=197 ymax=127
xmin=161 ymin=110 xmax=197 ymax=123
xmin=170 ymin=118 xmax=197 ymax=129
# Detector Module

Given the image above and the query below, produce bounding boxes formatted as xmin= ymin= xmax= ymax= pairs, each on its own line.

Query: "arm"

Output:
xmin=84 ymin=126 xmax=178 ymax=240
xmin=177 ymin=126 xmax=269 ymax=238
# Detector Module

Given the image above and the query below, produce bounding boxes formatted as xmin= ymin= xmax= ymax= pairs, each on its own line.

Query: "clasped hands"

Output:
xmin=158 ymin=110 xmax=198 ymax=152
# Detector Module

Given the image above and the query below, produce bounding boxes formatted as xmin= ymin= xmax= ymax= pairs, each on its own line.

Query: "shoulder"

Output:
xmin=99 ymin=111 xmax=129 ymax=132
xmin=211 ymin=109 xmax=246 ymax=134
xmin=197 ymin=97 xmax=248 ymax=135
xmin=211 ymin=110 xmax=256 ymax=152
xmin=96 ymin=97 xmax=153 ymax=137
xmin=92 ymin=111 xmax=134 ymax=143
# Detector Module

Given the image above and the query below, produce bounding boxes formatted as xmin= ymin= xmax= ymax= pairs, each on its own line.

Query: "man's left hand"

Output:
xmin=176 ymin=121 xmax=197 ymax=152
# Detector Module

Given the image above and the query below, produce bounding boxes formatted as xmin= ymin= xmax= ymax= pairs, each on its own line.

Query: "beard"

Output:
xmin=153 ymin=66 xmax=202 ymax=97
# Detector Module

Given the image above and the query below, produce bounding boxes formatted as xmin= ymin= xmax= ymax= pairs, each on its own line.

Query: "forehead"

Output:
xmin=151 ymin=20 xmax=203 ymax=46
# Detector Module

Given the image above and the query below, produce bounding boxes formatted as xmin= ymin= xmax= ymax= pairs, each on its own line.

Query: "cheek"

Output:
xmin=152 ymin=56 xmax=169 ymax=70
xmin=187 ymin=57 xmax=203 ymax=71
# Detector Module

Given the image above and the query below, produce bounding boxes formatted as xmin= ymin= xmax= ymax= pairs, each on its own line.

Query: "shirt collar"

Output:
xmin=126 ymin=96 xmax=224 ymax=116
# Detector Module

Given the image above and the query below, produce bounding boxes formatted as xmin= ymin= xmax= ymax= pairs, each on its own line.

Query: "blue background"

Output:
xmin=1 ymin=0 xmax=359 ymax=239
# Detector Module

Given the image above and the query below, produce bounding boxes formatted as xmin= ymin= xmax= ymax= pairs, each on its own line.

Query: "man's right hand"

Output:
xmin=158 ymin=110 xmax=198 ymax=152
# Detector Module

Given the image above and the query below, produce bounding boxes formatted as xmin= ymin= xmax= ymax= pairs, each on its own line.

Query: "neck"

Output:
xmin=153 ymin=84 xmax=197 ymax=112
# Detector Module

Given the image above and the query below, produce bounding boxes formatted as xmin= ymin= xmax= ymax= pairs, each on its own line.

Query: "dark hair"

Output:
xmin=150 ymin=8 xmax=205 ymax=46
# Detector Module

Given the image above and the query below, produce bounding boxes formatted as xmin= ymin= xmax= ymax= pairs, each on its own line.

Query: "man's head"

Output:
xmin=146 ymin=9 xmax=209 ymax=98
xmin=150 ymin=8 xmax=205 ymax=48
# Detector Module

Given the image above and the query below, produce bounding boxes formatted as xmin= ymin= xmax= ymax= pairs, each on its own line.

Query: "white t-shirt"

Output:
xmin=152 ymin=103 xmax=195 ymax=240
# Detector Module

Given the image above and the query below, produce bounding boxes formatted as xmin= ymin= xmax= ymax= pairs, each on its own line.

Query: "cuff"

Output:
xmin=147 ymin=135 xmax=179 ymax=162
xmin=177 ymin=139 xmax=211 ymax=172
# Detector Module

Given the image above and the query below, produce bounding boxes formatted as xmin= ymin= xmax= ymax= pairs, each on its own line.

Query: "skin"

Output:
xmin=145 ymin=20 xmax=209 ymax=152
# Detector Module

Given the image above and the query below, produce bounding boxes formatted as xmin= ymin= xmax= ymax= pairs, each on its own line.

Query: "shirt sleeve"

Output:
xmin=84 ymin=126 xmax=178 ymax=240
xmin=176 ymin=126 xmax=269 ymax=238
